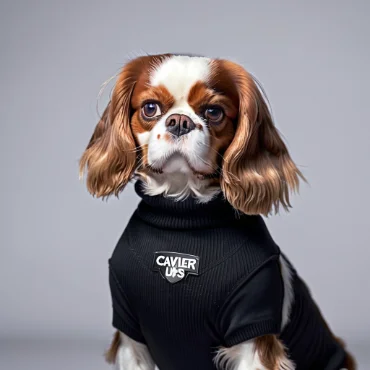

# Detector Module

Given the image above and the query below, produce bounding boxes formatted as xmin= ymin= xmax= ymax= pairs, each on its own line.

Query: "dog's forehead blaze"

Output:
xmin=149 ymin=55 xmax=211 ymax=101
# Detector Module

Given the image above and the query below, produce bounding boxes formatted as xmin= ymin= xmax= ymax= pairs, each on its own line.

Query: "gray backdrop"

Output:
xmin=1 ymin=0 xmax=369 ymax=369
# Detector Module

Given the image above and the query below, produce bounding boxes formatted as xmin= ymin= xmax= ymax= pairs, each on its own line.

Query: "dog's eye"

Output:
xmin=204 ymin=106 xmax=224 ymax=124
xmin=142 ymin=102 xmax=162 ymax=119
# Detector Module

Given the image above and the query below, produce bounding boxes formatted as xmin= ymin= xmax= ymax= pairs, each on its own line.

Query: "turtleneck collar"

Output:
xmin=134 ymin=180 xmax=242 ymax=229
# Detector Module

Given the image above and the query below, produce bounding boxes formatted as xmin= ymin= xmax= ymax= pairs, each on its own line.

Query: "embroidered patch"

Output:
xmin=153 ymin=251 xmax=200 ymax=283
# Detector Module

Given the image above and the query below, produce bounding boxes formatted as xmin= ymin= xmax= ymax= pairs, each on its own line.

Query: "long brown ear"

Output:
xmin=220 ymin=60 xmax=305 ymax=215
xmin=79 ymin=60 xmax=141 ymax=198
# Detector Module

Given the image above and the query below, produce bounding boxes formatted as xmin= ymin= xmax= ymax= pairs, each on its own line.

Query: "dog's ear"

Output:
xmin=220 ymin=60 xmax=305 ymax=215
xmin=79 ymin=59 xmax=144 ymax=198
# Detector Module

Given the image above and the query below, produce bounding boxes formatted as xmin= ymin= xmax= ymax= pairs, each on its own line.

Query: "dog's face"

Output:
xmin=132 ymin=56 xmax=237 ymax=179
xmin=80 ymin=54 xmax=303 ymax=215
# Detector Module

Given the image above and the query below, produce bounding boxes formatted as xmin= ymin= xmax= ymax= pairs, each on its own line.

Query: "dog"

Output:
xmin=79 ymin=54 xmax=356 ymax=370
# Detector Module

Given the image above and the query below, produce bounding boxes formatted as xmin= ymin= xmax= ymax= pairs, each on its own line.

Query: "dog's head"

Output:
xmin=80 ymin=54 xmax=303 ymax=215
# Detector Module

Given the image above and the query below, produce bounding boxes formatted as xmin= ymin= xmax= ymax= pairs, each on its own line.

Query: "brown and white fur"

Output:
xmin=80 ymin=54 xmax=356 ymax=370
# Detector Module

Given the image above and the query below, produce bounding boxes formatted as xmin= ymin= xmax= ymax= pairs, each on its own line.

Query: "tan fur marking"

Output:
xmin=164 ymin=132 xmax=172 ymax=142
xmin=187 ymin=82 xmax=215 ymax=108
xmin=255 ymin=335 xmax=286 ymax=369
xmin=131 ymin=84 xmax=175 ymax=135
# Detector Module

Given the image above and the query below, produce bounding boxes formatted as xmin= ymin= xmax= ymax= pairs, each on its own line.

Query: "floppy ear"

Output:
xmin=79 ymin=61 xmax=140 ymax=198
xmin=220 ymin=60 xmax=305 ymax=215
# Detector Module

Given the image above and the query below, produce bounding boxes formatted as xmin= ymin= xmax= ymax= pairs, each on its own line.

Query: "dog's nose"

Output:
xmin=165 ymin=114 xmax=195 ymax=137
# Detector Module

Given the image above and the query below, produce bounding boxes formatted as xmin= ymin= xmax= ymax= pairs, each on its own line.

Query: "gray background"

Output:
xmin=1 ymin=0 xmax=369 ymax=369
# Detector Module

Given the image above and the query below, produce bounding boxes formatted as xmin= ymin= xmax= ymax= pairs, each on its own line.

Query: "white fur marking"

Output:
xmin=150 ymin=55 xmax=211 ymax=100
xmin=214 ymin=341 xmax=265 ymax=370
xmin=214 ymin=340 xmax=295 ymax=370
xmin=116 ymin=332 xmax=155 ymax=370
xmin=137 ymin=131 xmax=150 ymax=146
xmin=280 ymin=255 xmax=294 ymax=330
xmin=141 ymin=171 xmax=220 ymax=203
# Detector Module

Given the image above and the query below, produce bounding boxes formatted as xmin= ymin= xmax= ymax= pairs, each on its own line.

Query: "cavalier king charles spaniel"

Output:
xmin=79 ymin=54 xmax=356 ymax=370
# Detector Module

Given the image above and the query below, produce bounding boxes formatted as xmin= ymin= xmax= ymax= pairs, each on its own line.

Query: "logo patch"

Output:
xmin=153 ymin=252 xmax=200 ymax=283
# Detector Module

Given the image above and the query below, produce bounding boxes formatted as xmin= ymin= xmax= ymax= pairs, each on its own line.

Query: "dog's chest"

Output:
xmin=114 ymin=224 xmax=247 ymax=315
xmin=110 ymin=214 xmax=278 ymax=327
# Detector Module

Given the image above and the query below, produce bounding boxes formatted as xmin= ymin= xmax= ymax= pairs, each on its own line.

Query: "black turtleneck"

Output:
xmin=108 ymin=181 xmax=346 ymax=370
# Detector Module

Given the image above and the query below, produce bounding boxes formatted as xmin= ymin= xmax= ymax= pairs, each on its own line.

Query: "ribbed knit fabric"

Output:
xmin=108 ymin=181 xmax=347 ymax=370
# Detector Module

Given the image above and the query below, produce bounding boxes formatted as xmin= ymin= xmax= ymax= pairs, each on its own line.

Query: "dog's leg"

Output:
xmin=214 ymin=335 xmax=295 ymax=370
xmin=105 ymin=331 xmax=156 ymax=370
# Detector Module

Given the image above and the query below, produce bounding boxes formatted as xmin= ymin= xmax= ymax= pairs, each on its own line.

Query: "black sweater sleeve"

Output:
xmin=109 ymin=264 xmax=146 ymax=344
xmin=216 ymin=256 xmax=284 ymax=347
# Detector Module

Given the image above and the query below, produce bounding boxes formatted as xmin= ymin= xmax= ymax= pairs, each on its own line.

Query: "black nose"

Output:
xmin=165 ymin=114 xmax=196 ymax=137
